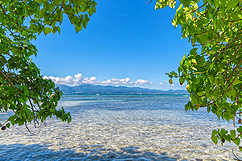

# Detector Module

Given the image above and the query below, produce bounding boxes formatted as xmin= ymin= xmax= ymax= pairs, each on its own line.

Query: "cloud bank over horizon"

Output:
xmin=43 ymin=73 xmax=184 ymax=88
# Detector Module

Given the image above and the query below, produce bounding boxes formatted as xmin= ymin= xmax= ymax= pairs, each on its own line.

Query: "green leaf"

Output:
xmin=35 ymin=0 xmax=44 ymax=4
xmin=75 ymin=25 xmax=83 ymax=33
xmin=179 ymin=77 xmax=185 ymax=85
xmin=215 ymin=73 xmax=223 ymax=79
xmin=209 ymin=75 xmax=215 ymax=84
xmin=193 ymin=72 xmax=204 ymax=74
xmin=238 ymin=126 xmax=242 ymax=133
xmin=226 ymin=0 xmax=241 ymax=9
xmin=6 ymin=123 xmax=10 ymax=128
xmin=224 ymin=135 xmax=231 ymax=142
xmin=229 ymin=11 xmax=242 ymax=21
xmin=233 ymin=138 xmax=241 ymax=146
xmin=53 ymin=26 xmax=60 ymax=34
xmin=233 ymin=79 xmax=242 ymax=86
xmin=172 ymin=19 xmax=178 ymax=27
xmin=207 ymin=106 xmax=211 ymax=113
xmin=231 ymin=130 xmax=236 ymax=139
xmin=197 ymin=91 xmax=205 ymax=96
xmin=169 ymin=79 xmax=173 ymax=84
xmin=180 ymin=0 xmax=191 ymax=7
xmin=45 ymin=27 xmax=52 ymax=35
xmin=189 ymin=48 xmax=198 ymax=55
xmin=198 ymin=32 xmax=209 ymax=44
xmin=220 ymin=128 xmax=228 ymax=136
xmin=211 ymin=130 xmax=218 ymax=145
xmin=71 ymin=16 xmax=79 ymax=25
xmin=227 ymin=89 xmax=236 ymax=98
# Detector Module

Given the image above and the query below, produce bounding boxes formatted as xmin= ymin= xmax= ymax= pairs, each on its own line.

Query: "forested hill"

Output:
xmin=56 ymin=84 xmax=188 ymax=95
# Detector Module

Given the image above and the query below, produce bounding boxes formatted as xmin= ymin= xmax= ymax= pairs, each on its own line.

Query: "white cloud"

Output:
xmin=74 ymin=73 xmax=83 ymax=83
xmin=44 ymin=73 xmax=153 ymax=86
xmin=82 ymin=77 xmax=101 ymax=84
xmin=45 ymin=75 xmax=75 ymax=84
xmin=44 ymin=73 xmax=99 ymax=85
xmin=43 ymin=76 xmax=49 ymax=79
xmin=135 ymin=79 xmax=153 ymax=86
xmin=101 ymin=78 xmax=134 ymax=85
xmin=159 ymin=82 xmax=165 ymax=86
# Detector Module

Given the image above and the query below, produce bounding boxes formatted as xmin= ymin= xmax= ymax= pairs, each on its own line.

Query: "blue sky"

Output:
xmin=32 ymin=0 xmax=192 ymax=90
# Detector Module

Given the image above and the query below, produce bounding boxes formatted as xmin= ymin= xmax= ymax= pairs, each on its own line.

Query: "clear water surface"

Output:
xmin=0 ymin=94 xmax=240 ymax=160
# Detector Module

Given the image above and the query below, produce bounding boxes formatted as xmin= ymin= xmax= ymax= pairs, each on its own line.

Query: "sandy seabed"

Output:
xmin=0 ymin=95 xmax=241 ymax=160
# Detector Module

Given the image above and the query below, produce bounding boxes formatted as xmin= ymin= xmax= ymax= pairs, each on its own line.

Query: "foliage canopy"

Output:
xmin=0 ymin=0 xmax=97 ymax=133
xmin=155 ymin=0 xmax=242 ymax=150
xmin=1 ymin=0 xmax=242 ymax=152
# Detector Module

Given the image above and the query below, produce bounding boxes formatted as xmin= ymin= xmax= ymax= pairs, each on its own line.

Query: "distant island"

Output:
xmin=56 ymin=84 xmax=188 ymax=95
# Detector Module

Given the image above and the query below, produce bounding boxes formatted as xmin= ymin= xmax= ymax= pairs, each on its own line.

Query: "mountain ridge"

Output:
xmin=56 ymin=84 xmax=188 ymax=95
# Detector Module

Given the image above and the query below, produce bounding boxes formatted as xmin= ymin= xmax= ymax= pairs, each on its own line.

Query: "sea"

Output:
xmin=0 ymin=94 xmax=241 ymax=161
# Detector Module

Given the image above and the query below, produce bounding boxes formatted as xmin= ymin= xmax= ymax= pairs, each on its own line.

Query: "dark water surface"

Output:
xmin=0 ymin=94 xmax=240 ymax=160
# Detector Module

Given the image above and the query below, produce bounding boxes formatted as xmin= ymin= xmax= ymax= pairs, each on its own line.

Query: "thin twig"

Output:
xmin=25 ymin=122 xmax=41 ymax=135
xmin=232 ymin=148 xmax=242 ymax=161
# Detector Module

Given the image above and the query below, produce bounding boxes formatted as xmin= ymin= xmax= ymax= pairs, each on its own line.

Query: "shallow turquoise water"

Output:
xmin=0 ymin=94 xmax=240 ymax=160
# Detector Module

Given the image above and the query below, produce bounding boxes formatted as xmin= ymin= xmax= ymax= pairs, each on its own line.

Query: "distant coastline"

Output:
xmin=57 ymin=84 xmax=188 ymax=95
xmin=62 ymin=93 xmax=189 ymax=95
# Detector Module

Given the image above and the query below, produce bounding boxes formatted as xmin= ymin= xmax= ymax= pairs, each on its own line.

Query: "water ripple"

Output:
xmin=0 ymin=95 xmax=239 ymax=160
